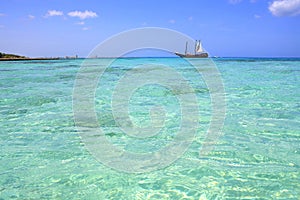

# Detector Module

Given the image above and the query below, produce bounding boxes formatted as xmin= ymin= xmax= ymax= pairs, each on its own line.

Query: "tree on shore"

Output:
xmin=0 ymin=52 xmax=26 ymax=58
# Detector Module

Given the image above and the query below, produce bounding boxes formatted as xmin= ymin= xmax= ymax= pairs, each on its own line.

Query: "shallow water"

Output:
xmin=0 ymin=58 xmax=299 ymax=199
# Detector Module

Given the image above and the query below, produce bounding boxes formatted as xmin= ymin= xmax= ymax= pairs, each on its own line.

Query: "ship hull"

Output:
xmin=174 ymin=52 xmax=208 ymax=58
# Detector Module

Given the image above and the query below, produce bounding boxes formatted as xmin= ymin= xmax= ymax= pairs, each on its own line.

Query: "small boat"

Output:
xmin=175 ymin=40 xmax=208 ymax=58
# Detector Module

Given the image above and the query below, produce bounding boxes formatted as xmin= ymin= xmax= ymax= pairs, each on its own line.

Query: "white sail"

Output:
xmin=196 ymin=41 xmax=203 ymax=53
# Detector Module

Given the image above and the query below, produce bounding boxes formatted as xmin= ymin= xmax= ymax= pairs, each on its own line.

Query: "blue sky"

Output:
xmin=0 ymin=0 xmax=300 ymax=57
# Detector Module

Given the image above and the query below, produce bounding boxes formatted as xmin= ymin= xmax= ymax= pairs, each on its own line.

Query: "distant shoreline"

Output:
xmin=0 ymin=56 xmax=299 ymax=62
xmin=0 ymin=57 xmax=62 ymax=61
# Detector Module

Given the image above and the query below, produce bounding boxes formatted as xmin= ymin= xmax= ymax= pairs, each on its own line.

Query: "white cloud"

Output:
xmin=228 ymin=0 xmax=258 ymax=4
xmin=229 ymin=0 xmax=242 ymax=4
xmin=254 ymin=14 xmax=261 ymax=18
xmin=0 ymin=25 xmax=4 ymax=28
xmin=188 ymin=16 xmax=193 ymax=21
xmin=169 ymin=19 xmax=176 ymax=24
xmin=68 ymin=10 xmax=97 ymax=20
xmin=76 ymin=21 xmax=85 ymax=25
xmin=269 ymin=0 xmax=300 ymax=16
xmin=0 ymin=13 xmax=5 ymax=17
xmin=28 ymin=15 xmax=35 ymax=20
xmin=45 ymin=10 xmax=64 ymax=17
xmin=82 ymin=27 xmax=89 ymax=31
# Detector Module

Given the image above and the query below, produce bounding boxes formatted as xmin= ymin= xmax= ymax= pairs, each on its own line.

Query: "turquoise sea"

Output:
xmin=0 ymin=58 xmax=299 ymax=199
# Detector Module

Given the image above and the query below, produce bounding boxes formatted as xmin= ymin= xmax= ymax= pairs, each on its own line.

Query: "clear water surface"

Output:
xmin=0 ymin=58 xmax=299 ymax=199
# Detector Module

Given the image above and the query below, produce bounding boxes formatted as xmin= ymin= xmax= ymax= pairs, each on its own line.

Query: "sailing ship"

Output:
xmin=175 ymin=40 xmax=208 ymax=58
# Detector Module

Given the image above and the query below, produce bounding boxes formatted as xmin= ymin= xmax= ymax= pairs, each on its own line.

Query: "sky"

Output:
xmin=0 ymin=0 xmax=300 ymax=57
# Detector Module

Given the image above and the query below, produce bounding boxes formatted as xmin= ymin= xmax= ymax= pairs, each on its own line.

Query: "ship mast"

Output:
xmin=185 ymin=41 xmax=188 ymax=55
xmin=194 ymin=40 xmax=197 ymax=55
